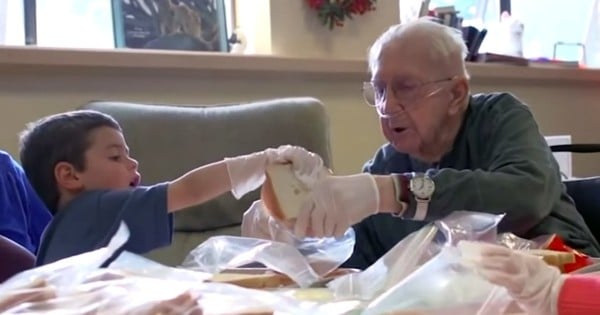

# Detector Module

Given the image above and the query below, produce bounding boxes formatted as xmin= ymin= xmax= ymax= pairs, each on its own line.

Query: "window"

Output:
xmin=429 ymin=0 xmax=499 ymax=29
xmin=510 ymin=0 xmax=595 ymax=63
xmin=1 ymin=0 xmax=235 ymax=49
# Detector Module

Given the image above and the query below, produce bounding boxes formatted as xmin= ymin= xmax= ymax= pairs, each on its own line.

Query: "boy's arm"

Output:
xmin=166 ymin=146 xmax=324 ymax=213
xmin=167 ymin=160 xmax=230 ymax=212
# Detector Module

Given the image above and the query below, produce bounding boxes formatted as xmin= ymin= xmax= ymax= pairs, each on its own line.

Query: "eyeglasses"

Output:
xmin=362 ymin=77 xmax=455 ymax=115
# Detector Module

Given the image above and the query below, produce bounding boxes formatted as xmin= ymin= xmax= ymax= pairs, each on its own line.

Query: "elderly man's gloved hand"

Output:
xmin=459 ymin=241 xmax=564 ymax=315
xmin=293 ymin=174 xmax=380 ymax=239
xmin=225 ymin=145 xmax=324 ymax=199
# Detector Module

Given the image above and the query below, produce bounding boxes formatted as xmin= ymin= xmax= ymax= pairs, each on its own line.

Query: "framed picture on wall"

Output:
xmin=112 ymin=0 xmax=229 ymax=52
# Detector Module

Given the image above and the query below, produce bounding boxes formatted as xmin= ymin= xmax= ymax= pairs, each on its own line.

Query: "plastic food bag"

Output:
xmin=181 ymin=200 xmax=355 ymax=288
xmin=3 ymin=275 xmax=297 ymax=315
xmin=108 ymin=251 xmax=212 ymax=283
xmin=497 ymin=232 xmax=540 ymax=250
xmin=361 ymin=246 xmax=514 ymax=315
xmin=181 ymin=233 xmax=354 ymax=288
xmin=497 ymin=232 xmax=594 ymax=273
xmin=241 ymin=200 xmax=356 ymax=276
xmin=328 ymin=211 xmax=505 ymax=300
xmin=328 ymin=224 xmax=439 ymax=300
xmin=0 ymin=222 xmax=129 ymax=313
xmin=0 ymin=221 xmax=129 ymax=292
xmin=435 ymin=211 xmax=505 ymax=246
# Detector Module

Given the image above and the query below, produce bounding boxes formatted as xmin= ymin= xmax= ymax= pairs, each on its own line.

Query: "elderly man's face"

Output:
xmin=371 ymin=40 xmax=464 ymax=159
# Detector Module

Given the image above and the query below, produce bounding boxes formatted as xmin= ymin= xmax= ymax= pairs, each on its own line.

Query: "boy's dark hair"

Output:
xmin=19 ymin=110 xmax=121 ymax=215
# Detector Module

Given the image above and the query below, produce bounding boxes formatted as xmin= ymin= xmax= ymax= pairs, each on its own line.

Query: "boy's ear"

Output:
xmin=54 ymin=162 xmax=83 ymax=191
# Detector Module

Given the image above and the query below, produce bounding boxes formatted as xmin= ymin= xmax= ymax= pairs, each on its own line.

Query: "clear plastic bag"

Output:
xmin=0 ymin=222 xmax=130 ymax=313
xmin=241 ymin=200 xmax=356 ymax=275
xmin=108 ymin=251 xmax=212 ymax=283
xmin=0 ymin=222 xmax=129 ymax=292
xmin=181 ymin=200 xmax=355 ymax=288
xmin=361 ymin=246 xmax=514 ymax=315
xmin=496 ymin=232 xmax=541 ymax=250
xmin=2 ymin=275 xmax=301 ymax=315
xmin=328 ymin=224 xmax=439 ymax=300
xmin=435 ymin=211 xmax=505 ymax=246
xmin=328 ymin=211 xmax=505 ymax=301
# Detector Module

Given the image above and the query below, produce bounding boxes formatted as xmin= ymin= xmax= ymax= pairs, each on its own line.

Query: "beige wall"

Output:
xmin=1 ymin=1 xmax=600 ymax=177
xmin=235 ymin=0 xmax=399 ymax=59
xmin=2 ymin=66 xmax=600 ymax=177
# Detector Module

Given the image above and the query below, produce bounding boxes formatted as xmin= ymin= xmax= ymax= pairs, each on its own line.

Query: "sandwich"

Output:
xmin=260 ymin=164 xmax=314 ymax=222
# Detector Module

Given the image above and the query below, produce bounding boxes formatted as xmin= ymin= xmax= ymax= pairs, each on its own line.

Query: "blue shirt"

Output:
xmin=0 ymin=151 xmax=51 ymax=253
xmin=35 ymin=183 xmax=173 ymax=266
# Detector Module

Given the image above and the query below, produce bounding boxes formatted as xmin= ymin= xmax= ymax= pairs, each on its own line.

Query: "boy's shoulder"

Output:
xmin=0 ymin=151 xmax=20 ymax=173
xmin=36 ymin=184 xmax=172 ymax=266
xmin=59 ymin=184 xmax=170 ymax=227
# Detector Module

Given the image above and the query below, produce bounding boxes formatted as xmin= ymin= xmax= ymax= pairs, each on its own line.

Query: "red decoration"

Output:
xmin=541 ymin=234 xmax=593 ymax=273
xmin=306 ymin=0 xmax=377 ymax=30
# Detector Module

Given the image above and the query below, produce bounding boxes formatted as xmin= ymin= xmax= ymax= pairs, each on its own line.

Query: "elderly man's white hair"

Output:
xmin=368 ymin=18 xmax=470 ymax=79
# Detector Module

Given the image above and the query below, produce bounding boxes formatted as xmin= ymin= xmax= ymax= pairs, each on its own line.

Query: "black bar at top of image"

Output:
xmin=23 ymin=0 xmax=37 ymax=45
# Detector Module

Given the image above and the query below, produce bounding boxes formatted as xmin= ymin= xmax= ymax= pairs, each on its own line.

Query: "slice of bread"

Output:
xmin=518 ymin=249 xmax=576 ymax=272
xmin=260 ymin=164 xmax=312 ymax=221
xmin=209 ymin=272 xmax=296 ymax=289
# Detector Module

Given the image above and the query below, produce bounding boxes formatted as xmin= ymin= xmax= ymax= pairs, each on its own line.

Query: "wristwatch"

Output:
xmin=409 ymin=172 xmax=435 ymax=220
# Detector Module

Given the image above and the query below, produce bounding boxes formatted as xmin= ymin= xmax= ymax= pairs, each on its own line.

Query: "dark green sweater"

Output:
xmin=344 ymin=92 xmax=600 ymax=269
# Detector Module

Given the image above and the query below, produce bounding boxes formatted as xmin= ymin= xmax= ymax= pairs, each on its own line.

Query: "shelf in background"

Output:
xmin=2 ymin=46 xmax=600 ymax=86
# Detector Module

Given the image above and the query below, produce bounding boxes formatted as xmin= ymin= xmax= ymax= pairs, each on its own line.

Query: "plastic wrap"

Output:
xmin=0 ymin=222 xmax=128 ymax=292
xmin=328 ymin=224 xmax=439 ymax=300
xmin=181 ymin=200 xmax=355 ymax=288
xmin=498 ymin=232 xmax=594 ymax=273
xmin=108 ymin=251 xmax=212 ymax=282
xmin=435 ymin=211 xmax=505 ymax=246
xmin=497 ymin=232 xmax=540 ymax=250
xmin=361 ymin=246 xmax=514 ymax=315
xmin=0 ymin=222 xmax=129 ymax=313
xmin=1 ymin=250 xmax=358 ymax=314
xmin=328 ymin=211 xmax=505 ymax=301
xmin=2 ymin=275 xmax=306 ymax=315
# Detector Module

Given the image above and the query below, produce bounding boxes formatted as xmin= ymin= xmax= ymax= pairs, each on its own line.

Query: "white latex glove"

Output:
xmin=225 ymin=145 xmax=323 ymax=199
xmin=459 ymin=241 xmax=564 ymax=315
xmin=294 ymin=174 xmax=380 ymax=239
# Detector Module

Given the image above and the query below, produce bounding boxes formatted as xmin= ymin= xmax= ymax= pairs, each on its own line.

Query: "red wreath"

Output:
xmin=306 ymin=0 xmax=377 ymax=30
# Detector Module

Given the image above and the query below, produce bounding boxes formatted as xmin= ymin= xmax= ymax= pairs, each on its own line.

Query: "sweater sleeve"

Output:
xmin=402 ymin=96 xmax=561 ymax=236
xmin=557 ymin=275 xmax=600 ymax=315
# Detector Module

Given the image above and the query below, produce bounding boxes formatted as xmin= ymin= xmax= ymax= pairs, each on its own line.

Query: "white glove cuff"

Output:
xmin=363 ymin=173 xmax=380 ymax=214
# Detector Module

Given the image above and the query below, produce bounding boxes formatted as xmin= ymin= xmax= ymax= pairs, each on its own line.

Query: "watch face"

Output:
xmin=410 ymin=176 xmax=435 ymax=199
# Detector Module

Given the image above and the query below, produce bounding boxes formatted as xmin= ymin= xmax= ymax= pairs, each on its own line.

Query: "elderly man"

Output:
xmin=291 ymin=18 xmax=600 ymax=269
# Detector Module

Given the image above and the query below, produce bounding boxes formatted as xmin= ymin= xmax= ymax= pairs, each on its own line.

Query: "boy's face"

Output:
xmin=70 ymin=127 xmax=141 ymax=191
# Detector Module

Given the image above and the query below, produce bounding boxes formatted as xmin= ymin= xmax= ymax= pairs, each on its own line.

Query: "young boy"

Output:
xmin=19 ymin=110 xmax=323 ymax=266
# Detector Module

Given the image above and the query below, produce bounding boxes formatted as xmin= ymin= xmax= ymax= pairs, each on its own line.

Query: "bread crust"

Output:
xmin=260 ymin=169 xmax=286 ymax=221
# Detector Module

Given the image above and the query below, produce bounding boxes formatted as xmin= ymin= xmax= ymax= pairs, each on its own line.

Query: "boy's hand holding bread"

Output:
xmin=225 ymin=145 xmax=324 ymax=200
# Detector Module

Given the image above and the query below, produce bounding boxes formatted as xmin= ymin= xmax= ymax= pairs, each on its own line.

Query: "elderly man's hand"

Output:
xmin=459 ymin=241 xmax=564 ymax=315
xmin=293 ymin=174 xmax=380 ymax=238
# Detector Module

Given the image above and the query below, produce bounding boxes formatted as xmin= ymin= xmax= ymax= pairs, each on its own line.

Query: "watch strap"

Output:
xmin=414 ymin=200 xmax=429 ymax=220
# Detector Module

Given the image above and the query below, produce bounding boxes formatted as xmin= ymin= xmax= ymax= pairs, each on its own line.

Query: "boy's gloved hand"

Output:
xmin=294 ymin=174 xmax=380 ymax=239
xmin=225 ymin=145 xmax=323 ymax=199
xmin=459 ymin=241 xmax=564 ymax=315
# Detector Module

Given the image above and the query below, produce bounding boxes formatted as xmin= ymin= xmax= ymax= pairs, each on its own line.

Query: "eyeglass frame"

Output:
xmin=362 ymin=76 xmax=458 ymax=116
